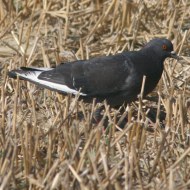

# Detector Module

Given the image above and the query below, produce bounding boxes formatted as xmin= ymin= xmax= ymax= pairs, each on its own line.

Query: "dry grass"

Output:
xmin=0 ymin=0 xmax=190 ymax=189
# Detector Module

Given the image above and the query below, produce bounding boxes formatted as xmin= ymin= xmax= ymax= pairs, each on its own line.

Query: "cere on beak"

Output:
xmin=170 ymin=51 xmax=180 ymax=60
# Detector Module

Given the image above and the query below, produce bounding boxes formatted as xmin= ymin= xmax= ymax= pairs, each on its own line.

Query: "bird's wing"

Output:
xmin=38 ymin=53 xmax=136 ymax=96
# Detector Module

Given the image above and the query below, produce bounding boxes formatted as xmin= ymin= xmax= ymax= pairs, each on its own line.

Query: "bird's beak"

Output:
xmin=170 ymin=51 xmax=180 ymax=60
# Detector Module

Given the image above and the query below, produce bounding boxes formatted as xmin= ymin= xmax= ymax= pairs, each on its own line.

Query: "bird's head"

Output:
xmin=142 ymin=38 xmax=179 ymax=60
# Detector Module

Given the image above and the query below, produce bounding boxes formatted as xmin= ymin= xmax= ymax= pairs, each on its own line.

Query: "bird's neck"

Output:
xmin=140 ymin=48 xmax=166 ymax=65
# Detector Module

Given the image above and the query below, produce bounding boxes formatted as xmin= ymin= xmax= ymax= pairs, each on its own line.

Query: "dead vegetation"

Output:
xmin=0 ymin=0 xmax=190 ymax=189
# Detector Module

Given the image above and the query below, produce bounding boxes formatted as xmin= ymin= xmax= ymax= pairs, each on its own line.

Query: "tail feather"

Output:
xmin=8 ymin=69 xmax=43 ymax=87
xmin=8 ymin=70 xmax=19 ymax=79
xmin=8 ymin=67 xmax=53 ymax=79
xmin=20 ymin=67 xmax=53 ymax=71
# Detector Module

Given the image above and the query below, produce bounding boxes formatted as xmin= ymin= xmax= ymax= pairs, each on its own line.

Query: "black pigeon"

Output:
xmin=9 ymin=38 xmax=179 ymax=107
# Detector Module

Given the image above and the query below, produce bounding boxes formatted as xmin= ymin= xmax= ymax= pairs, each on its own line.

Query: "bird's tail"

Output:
xmin=8 ymin=67 xmax=53 ymax=80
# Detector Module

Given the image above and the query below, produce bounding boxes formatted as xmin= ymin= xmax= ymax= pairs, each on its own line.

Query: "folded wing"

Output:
xmin=38 ymin=53 xmax=133 ymax=96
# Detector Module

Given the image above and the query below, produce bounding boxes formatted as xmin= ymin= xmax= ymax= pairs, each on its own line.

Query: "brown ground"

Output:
xmin=0 ymin=0 xmax=190 ymax=189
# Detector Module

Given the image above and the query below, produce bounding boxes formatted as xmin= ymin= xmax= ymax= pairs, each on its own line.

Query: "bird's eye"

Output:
xmin=162 ymin=44 xmax=167 ymax=50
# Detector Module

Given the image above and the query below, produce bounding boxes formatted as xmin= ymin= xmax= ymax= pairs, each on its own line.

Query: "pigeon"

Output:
xmin=8 ymin=38 xmax=179 ymax=107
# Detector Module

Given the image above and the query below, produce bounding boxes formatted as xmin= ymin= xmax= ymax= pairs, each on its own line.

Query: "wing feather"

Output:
xmin=38 ymin=53 xmax=133 ymax=96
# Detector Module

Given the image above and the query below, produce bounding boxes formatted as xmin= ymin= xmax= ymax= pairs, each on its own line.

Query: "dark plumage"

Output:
xmin=8 ymin=38 xmax=179 ymax=107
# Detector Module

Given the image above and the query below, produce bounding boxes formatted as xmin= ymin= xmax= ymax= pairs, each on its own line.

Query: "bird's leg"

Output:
xmin=91 ymin=105 xmax=105 ymax=124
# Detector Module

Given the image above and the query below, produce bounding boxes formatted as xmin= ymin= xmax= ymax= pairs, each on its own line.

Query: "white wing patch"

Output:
xmin=16 ymin=71 xmax=87 ymax=96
